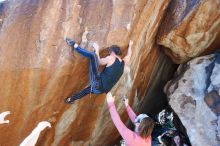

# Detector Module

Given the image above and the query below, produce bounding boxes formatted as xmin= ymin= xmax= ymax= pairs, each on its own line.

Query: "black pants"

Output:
xmin=69 ymin=46 xmax=103 ymax=101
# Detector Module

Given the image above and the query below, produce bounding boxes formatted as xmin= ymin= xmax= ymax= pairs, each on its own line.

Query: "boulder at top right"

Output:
xmin=157 ymin=0 xmax=220 ymax=64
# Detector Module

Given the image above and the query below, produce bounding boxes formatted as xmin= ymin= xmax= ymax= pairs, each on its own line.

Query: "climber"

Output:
xmin=106 ymin=92 xmax=155 ymax=146
xmin=64 ymin=38 xmax=133 ymax=104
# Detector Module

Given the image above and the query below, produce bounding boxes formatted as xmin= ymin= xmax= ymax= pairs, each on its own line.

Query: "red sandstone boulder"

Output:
xmin=157 ymin=0 xmax=220 ymax=63
xmin=0 ymin=0 xmax=171 ymax=145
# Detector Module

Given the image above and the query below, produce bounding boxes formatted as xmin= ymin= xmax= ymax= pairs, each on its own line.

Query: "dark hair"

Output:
xmin=171 ymin=132 xmax=185 ymax=146
xmin=109 ymin=45 xmax=122 ymax=56
xmin=138 ymin=117 xmax=155 ymax=138
xmin=159 ymin=130 xmax=176 ymax=146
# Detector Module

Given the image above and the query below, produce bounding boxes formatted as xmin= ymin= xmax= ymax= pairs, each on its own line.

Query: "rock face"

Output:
xmin=164 ymin=52 xmax=220 ymax=146
xmin=157 ymin=0 xmax=220 ymax=63
xmin=0 ymin=0 xmax=175 ymax=146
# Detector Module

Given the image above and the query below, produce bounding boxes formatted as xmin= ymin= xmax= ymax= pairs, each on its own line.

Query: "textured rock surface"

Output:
xmin=0 ymin=0 xmax=175 ymax=145
xmin=164 ymin=52 xmax=220 ymax=146
xmin=157 ymin=0 xmax=220 ymax=63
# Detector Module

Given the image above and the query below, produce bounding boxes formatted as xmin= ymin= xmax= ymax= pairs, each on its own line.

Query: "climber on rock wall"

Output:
xmin=106 ymin=92 xmax=155 ymax=146
xmin=64 ymin=38 xmax=133 ymax=104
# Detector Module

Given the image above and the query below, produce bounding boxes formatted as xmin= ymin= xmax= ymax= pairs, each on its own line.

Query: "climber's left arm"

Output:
xmin=93 ymin=43 xmax=109 ymax=65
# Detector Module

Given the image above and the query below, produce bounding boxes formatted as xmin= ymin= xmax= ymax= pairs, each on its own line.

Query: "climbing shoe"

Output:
xmin=65 ymin=38 xmax=76 ymax=48
xmin=64 ymin=97 xmax=75 ymax=104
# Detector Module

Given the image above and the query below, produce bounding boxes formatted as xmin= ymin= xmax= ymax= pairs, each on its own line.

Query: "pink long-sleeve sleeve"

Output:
xmin=108 ymin=102 xmax=137 ymax=143
xmin=107 ymin=102 xmax=151 ymax=146
xmin=126 ymin=105 xmax=137 ymax=124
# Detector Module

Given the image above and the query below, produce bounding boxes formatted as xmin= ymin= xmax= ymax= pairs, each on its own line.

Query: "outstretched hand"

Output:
xmin=122 ymin=96 xmax=129 ymax=107
xmin=106 ymin=92 xmax=115 ymax=103
xmin=37 ymin=121 xmax=51 ymax=131
xmin=0 ymin=111 xmax=10 ymax=124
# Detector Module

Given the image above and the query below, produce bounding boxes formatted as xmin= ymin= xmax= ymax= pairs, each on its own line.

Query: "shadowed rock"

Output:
xmin=165 ymin=52 xmax=220 ymax=146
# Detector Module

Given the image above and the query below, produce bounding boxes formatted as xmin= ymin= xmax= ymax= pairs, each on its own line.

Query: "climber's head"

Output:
xmin=134 ymin=114 xmax=155 ymax=138
xmin=109 ymin=45 xmax=122 ymax=56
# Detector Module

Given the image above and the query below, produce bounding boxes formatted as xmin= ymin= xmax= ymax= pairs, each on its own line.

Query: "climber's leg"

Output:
xmin=72 ymin=45 xmax=102 ymax=92
xmin=64 ymin=38 xmax=103 ymax=104
xmin=88 ymin=52 xmax=101 ymax=85
xmin=64 ymin=86 xmax=92 ymax=104
xmin=66 ymin=38 xmax=94 ymax=59
xmin=66 ymin=38 xmax=100 ymax=80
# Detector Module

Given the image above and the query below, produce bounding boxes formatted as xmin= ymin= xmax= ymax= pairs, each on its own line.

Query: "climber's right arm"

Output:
xmin=123 ymin=40 xmax=133 ymax=66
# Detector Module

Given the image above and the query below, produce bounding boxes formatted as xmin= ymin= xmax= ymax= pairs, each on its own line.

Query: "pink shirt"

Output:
xmin=108 ymin=102 xmax=151 ymax=146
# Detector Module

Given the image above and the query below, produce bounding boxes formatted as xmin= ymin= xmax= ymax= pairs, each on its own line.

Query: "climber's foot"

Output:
xmin=64 ymin=97 xmax=75 ymax=104
xmin=65 ymin=38 xmax=75 ymax=48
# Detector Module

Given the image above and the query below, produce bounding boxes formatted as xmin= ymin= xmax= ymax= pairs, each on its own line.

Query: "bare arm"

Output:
xmin=123 ymin=40 xmax=133 ymax=65
xmin=93 ymin=43 xmax=109 ymax=66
